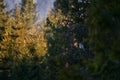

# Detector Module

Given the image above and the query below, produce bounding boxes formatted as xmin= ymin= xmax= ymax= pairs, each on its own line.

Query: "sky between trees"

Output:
xmin=4 ymin=0 xmax=55 ymax=21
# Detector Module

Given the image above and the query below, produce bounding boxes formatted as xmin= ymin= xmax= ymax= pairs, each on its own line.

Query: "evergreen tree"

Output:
xmin=10 ymin=1 xmax=47 ymax=80
xmin=45 ymin=0 xmax=92 ymax=80
xmin=0 ymin=0 xmax=47 ymax=80
xmin=0 ymin=0 xmax=12 ymax=79
xmin=85 ymin=0 xmax=120 ymax=79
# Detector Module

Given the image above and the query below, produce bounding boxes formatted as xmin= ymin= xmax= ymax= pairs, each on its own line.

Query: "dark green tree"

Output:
xmin=45 ymin=0 xmax=92 ymax=80
xmin=85 ymin=0 xmax=120 ymax=79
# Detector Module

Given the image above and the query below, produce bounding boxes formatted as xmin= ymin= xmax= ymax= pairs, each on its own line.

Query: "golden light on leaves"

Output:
xmin=0 ymin=1 xmax=47 ymax=60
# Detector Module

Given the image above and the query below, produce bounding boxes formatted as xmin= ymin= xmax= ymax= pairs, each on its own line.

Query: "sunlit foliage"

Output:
xmin=0 ymin=0 xmax=47 ymax=80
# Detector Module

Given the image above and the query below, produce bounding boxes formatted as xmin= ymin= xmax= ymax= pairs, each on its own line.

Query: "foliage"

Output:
xmin=0 ymin=0 xmax=47 ymax=80
xmin=1 ymin=0 xmax=119 ymax=80
xmin=85 ymin=0 xmax=120 ymax=79
xmin=45 ymin=0 xmax=91 ymax=80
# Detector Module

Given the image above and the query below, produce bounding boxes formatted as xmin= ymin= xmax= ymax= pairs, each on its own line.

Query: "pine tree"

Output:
xmin=45 ymin=0 xmax=91 ymax=80
xmin=9 ymin=1 xmax=47 ymax=80
xmin=0 ymin=0 xmax=47 ymax=80
xmin=0 ymin=0 xmax=13 ymax=79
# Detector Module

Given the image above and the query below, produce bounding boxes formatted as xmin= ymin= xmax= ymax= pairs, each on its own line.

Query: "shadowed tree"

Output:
xmin=85 ymin=0 xmax=120 ymax=79
xmin=45 ymin=0 xmax=93 ymax=80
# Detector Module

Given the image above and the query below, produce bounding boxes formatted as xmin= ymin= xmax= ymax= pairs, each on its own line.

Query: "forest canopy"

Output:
xmin=0 ymin=0 xmax=120 ymax=80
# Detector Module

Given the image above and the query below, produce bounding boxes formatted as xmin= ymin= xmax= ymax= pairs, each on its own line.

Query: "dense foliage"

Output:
xmin=85 ymin=0 xmax=120 ymax=79
xmin=0 ymin=0 xmax=120 ymax=80
xmin=0 ymin=0 xmax=47 ymax=80
xmin=45 ymin=0 xmax=93 ymax=80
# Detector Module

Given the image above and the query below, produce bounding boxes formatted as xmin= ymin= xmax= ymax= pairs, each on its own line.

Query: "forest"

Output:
xmin=0 ymin=0 xmax=120 ymax=80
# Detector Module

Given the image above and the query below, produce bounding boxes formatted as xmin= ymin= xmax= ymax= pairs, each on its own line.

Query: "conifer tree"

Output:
xmin=0 ymin=0 xmax=13 ymax=79
xmin=85 ymin=0 xmax=120 ymax=79
xmin=9 ymin=1 xmax=47 ymax=80
xmin=45 ymin=0 xmax=92 ymax=80
xmin=0 ymin=0 xmax=47 ymax=80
